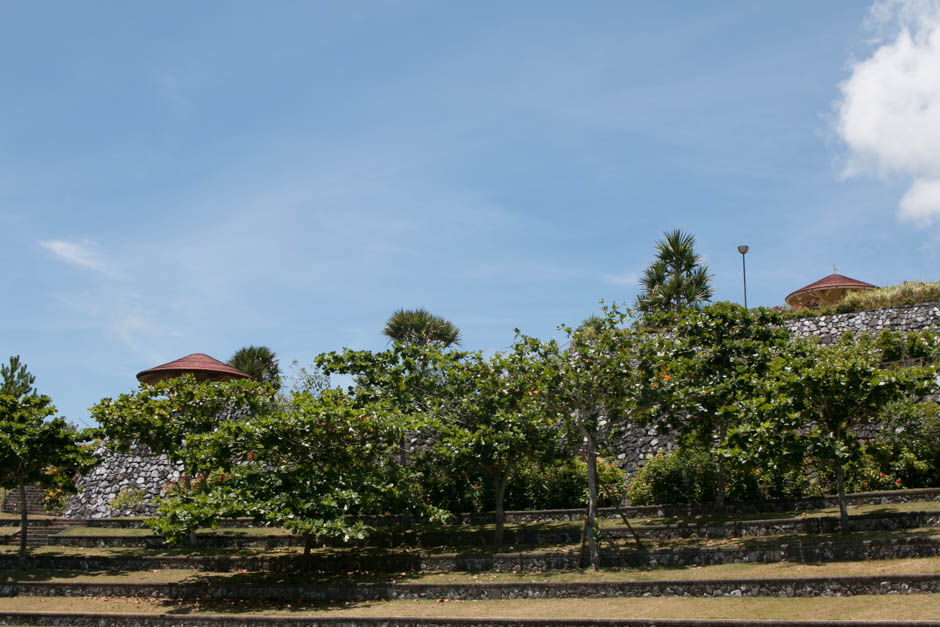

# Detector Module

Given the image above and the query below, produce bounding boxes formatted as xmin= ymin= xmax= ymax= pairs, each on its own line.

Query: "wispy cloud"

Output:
xmin=39 ymin=239 xmax=119 ymax=276
xmin=603 ymin=270 xmax=639 ymax=287
xmin=835 ymin=0 xmax=940 ymax=226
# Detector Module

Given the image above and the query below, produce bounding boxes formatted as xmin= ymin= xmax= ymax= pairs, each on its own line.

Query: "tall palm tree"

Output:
xmin=382 ymin=309 xmax=462 ymax=347
xmin=228 ymin=346 xmax=281 ymax=388
xmin=635 ymin=229 xmax=713 ymax=313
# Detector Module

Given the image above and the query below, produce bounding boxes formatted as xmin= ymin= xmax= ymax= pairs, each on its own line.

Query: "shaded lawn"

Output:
xmin=1 ymin=556 xmax=939 ymax=585
xmin=0 ymin=594 xmax=939 ymax=620
xmin=2 ymin=527 xmax=939 ymax=562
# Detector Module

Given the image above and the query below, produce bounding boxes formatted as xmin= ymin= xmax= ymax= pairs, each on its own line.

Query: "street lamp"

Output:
xmin=737 ymin=245 xmax=749 ymax=309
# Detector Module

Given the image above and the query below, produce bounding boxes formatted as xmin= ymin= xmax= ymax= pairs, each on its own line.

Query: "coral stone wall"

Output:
xmin=64 ymin=443 xmax=182 ymax=519
xmin=782 ymin=301 xmax=940 ymax=344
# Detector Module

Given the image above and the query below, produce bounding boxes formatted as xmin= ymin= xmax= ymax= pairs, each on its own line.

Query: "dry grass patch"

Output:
xmin=1 ymin=594 xmax=939 ymax=620
xmin=3 ymin=556 xmax=938 ymax=585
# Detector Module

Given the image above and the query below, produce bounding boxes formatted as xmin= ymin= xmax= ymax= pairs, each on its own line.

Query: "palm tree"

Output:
xmin=635 ymin=230 xmax=713 ymax=313
xmin=382 ymin=309 xmax=462 ymax=347
xmin=228 ymin=346 xmax=280 ymax=388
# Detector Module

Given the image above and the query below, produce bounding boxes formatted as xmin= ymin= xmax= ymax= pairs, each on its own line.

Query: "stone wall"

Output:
xmin=782 ymin=301 xmax=940 ymax=344
xmin=63 ymin=443 xmax=181 ymax=519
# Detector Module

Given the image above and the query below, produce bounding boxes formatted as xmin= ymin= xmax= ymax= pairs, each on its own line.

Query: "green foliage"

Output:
xmin=782 ymin=281 xmax=940 ymax=319
xmin=635 ymin=229 xmax=713 ymax=313
xmin=228 ymin=345 xmax=281 ymax=388
xmin=627 ymin=449 xmax=761 ymax=506
xmin=520 ymin=302 xmax=662 ymax=568
xmin=109 ymin=488 xmax=148 ymax=512
xmin=1 ymin=356 xmax=37 ymax=399
xmin=723 ymin=339 xmax=936 ymax=529
xmin=382 ymin=308 xmax=462 ymax=347
xmin=420 ymin=455 xmax=626 ymax=512
xmin=0 ymin=357 xmax=97 ymax=559
xmin=92 ymin=374 xmax=278 ymax=481
xmin=148 ymin=389 xmax=442 ymax=545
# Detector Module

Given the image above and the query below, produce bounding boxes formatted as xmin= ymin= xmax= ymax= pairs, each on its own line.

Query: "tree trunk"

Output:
xmin=17 ymin=481 xmax=28 ymax=567
xmin=493 ymin=465 xmax=511 ymax=549
xmin=303 ymin=533 xmax=312 ymax=570
xmin=835 ymin=462 xmax=849 ymax=533
xmin=715 ymin=420 xmax=727 ymax=510
xmin=580 ymin=426 xmax=600 ymax=571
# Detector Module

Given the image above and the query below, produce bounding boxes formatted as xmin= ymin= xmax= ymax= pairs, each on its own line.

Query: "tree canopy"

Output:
xmin=0 ymin=356 xmax=95 ymax=563
xmin=635 ymin=229 xmax=713 ymax=313
xmin=228 ymin=345 xmax=281 ymax=388
xmin=382 ymin=308 xmax=462 ymax=347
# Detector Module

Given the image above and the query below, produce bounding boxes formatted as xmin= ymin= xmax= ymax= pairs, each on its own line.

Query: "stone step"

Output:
xmin=0 ymin=613 xmax=930 ymax=627
xmin=1 ymin=573 xmax=938 ymax=602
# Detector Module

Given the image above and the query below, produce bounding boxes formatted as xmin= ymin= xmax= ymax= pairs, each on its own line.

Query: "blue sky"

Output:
xmin=2 ymin=1 xmax=939 ymax=426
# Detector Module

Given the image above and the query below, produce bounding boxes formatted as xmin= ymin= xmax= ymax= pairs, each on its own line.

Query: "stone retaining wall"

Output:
xmin=63 ymin=443 xmax=181 ymax=519
xmin=783 ymin=301 xmax=940 ymax=344
xmin=48 ymin=510 xmax=940 ymax=549
xmin=2 ymin=614 xmax=938 ymax=627
xmin=5 ymin=537 xmax=939 ymax=574
xmin=2 ymin=574 xmax=937 ymax=603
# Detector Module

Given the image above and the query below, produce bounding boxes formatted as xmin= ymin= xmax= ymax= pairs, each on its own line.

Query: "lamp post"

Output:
xmin=737 ymin=245 xmax=749 ymax=309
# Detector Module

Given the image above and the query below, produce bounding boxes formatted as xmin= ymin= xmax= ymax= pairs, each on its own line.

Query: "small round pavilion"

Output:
xmin=136 ymin=353 xmax=253 ymax=384
xmin=785 ymin=273 xmax=878 ymax=309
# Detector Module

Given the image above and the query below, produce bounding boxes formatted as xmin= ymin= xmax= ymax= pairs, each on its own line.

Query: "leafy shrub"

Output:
xmin=419 ymin=454 xmax=627 ymax=512
xmin=627 ymin=448 xmax=762 ymax=506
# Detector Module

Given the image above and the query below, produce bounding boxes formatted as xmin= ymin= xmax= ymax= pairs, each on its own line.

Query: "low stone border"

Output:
xmin=65 ymin=488 xmax=940 ymax=528
xmin=48 ymin=510 xmax=940 ymax=549
xmin=1 ymin=615 xmax=939 ymax=627
xmin=4 ymin=537 xmax=940 ymax=574
xmin=1 ymin=574 xmax=938 ymax=602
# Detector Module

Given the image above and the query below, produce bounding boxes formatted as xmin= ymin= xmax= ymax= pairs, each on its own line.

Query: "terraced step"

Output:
xmin=48 ymin=510 xmax=940 ymax=549
xmin=2 ymin=573 xmax=940 ymax=602
xmin=4 ymin=536 xmax=940 ymax=573
xmin=0 ymin=613 xmax=937 ymax=627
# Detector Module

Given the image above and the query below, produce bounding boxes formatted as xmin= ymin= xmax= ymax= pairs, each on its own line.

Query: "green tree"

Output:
xmin=724 ymin=340 xmax=935 ymax=531
xmin=522 ymin=303 xmax=661 ymax=569
xmin=148 ymin=389 xmax=442 ymax=555
xmin=635 ymin=229 xmax=713 ymax=313
xmin=430 ymin=346 xmax=562 ymax=546
xmin=643 ymin=303 xmax=792 ymax=507
xmin=228 ymin=345 xmax=281 ymax=388
xmin=382 ymin=308 xmax=462 ymax=347
xmin=0 ymin=357 xmax=95 ymax=564
xmin=91 ymin=375 xmax=277 ymax=493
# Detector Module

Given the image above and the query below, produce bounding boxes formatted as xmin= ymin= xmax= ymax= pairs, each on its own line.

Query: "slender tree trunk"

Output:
xmin=715 ymin=420 xmax=727 ymax=510
xmin=493 ymin=464 xmax=512 ymax=549
xmin=17 ymin=481 xmax=28 ymax=567
xmin=835 ymin=462 xmax=849 ymax=533
xmin=303 ymin=533 xmax=312 ymax=571
xmin=580 ymin=425 xmax=600 ymax=571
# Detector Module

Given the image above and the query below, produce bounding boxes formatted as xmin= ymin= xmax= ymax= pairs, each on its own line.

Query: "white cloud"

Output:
xmin=836 ymin=0 xmax=940 ymax=226
xmin=39 ymin=239 xmax=118 ymax=276
xmin=603 ymin=270 xmax=639 ymax=287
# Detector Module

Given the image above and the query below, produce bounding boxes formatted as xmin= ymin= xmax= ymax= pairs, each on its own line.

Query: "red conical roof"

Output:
xmin=785 ymin=273 xmax=877 ymax=307
xmin=136 ymin=353 xmax=252 ymax=384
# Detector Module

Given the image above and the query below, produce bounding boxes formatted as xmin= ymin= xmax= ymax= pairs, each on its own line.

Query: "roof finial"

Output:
xmin=833 ymin=264 xmax=838 ymax=274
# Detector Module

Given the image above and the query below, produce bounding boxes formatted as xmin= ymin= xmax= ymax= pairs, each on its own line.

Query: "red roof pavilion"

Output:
xmin=785 ymin=273 xmax=877 ymax=308
xmin=136 ymin=353 xmax=253 ymax=384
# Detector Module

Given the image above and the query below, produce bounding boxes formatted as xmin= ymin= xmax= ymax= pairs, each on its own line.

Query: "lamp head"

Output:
xmin=737 ymin=245 xmax=749 ymax=255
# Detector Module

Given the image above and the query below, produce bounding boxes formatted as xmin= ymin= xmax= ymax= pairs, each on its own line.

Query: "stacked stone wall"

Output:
xmin=64 ymin=443 xmax=181 ymax=519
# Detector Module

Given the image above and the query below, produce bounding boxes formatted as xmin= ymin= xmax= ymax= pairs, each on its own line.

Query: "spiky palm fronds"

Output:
xmin=228 ymin=345 xmax=280 ymax=388
xmin=635 ymin=230 xmax=713 ymax=313
xmin=382 ymin=309 xmax=462 ymax=347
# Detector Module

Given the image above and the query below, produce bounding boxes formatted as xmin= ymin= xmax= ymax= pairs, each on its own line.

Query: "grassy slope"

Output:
xmin=1 ymin=594 xmax=939 ymax=620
